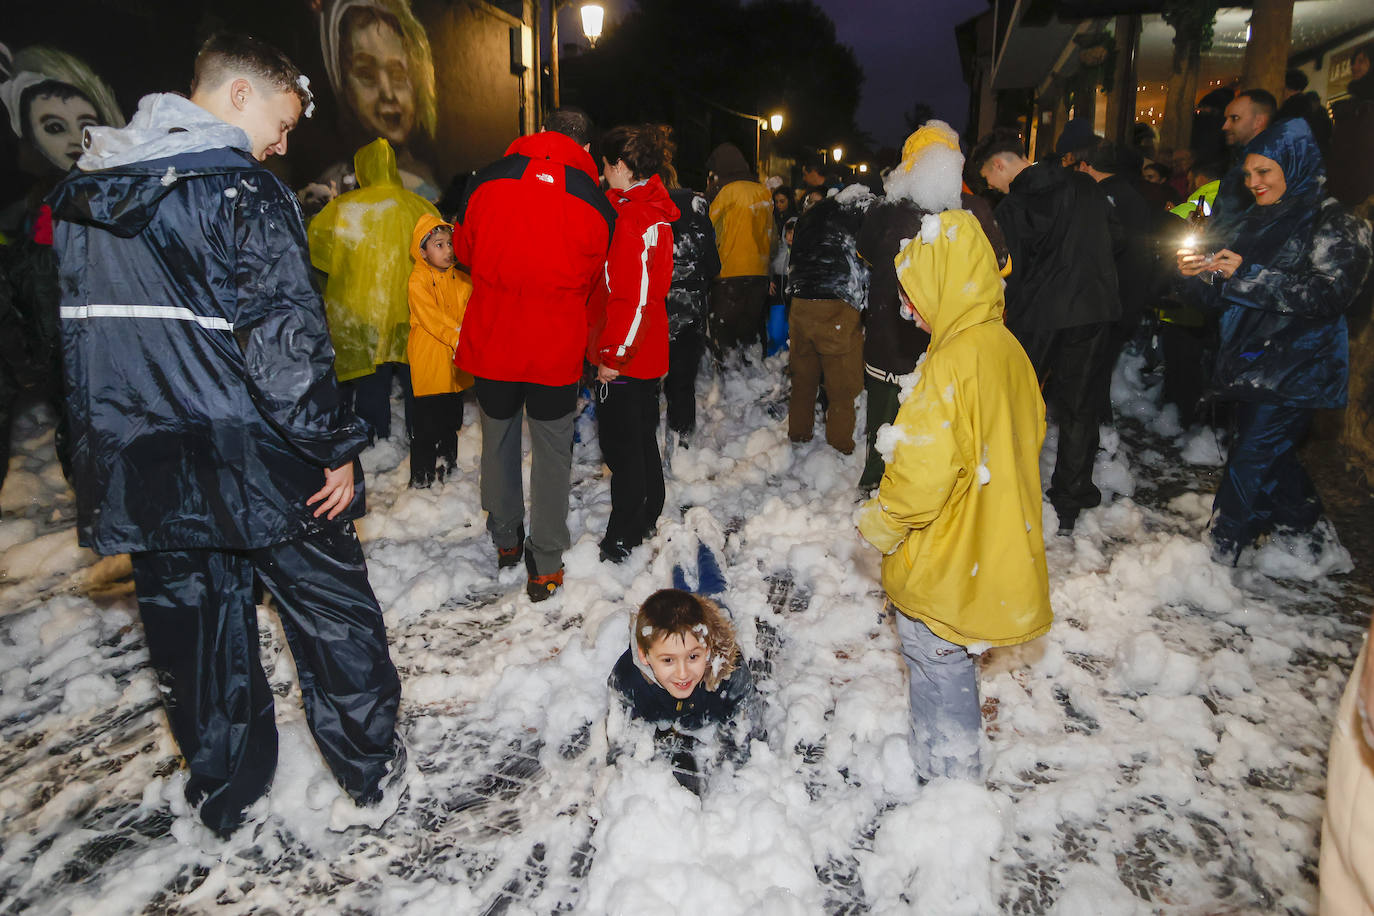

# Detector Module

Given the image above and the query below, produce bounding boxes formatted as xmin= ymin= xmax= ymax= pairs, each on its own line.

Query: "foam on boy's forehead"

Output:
xmin=421 ymin=225 xmax=452 ymax=248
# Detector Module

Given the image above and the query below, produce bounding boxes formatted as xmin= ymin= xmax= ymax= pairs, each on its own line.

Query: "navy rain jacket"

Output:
xmin=49 ymin=94 xmax=371 ymax=555
xmin=1179 ymin=118 xmax=1373 ymax=408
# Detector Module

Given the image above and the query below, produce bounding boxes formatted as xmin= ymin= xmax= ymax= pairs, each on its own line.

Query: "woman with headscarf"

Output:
xmin=1176 ymin=117 xmax=1373 ymax=566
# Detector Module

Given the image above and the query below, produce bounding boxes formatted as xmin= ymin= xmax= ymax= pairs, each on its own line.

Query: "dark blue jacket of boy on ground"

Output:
xmin=48 ymin=95 xmax=370 ymax=555
xmin=609 ymin=648 xmax=752 ymax=731
xmin=608 ymin=539 xmax=754 ymax=732
xmin=1180 ymin=117 xmax=1373 ymax=409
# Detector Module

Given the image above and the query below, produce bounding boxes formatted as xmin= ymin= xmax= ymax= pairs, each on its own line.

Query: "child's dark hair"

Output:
xmin=192 ymin=33 xmax=311 ymax=110
xmin=602 ymin=123 xmax=676 ymax=183
xmin=634 ymin=588 xmax=738 ymax=690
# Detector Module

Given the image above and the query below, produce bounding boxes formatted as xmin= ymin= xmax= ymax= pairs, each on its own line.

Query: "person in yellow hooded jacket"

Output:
xmin=309 ymin=137 xmax=439 ymax=440
xmin=857 ymin=208 xmax=1052 ymax=782
xmin=407 ymin=214 xmax=473 ymax=487
xmin=705 ymin=142 xmax=776 ymax=361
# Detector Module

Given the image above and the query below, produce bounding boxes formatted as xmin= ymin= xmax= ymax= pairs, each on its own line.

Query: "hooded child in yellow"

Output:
xmin=858 ymin=209 xmax=1051 ymax=649
xmin=407 ymin=214 xmax=473 ymax=397
xmin=405 ymin=214 xmax=473 ymax=488
xmin=309 ymin=137 xmax=439 ymax=382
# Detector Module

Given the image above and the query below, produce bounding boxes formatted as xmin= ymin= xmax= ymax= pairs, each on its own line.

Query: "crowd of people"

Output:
xmin=1 ymin=28 xmax=1372 ymax=910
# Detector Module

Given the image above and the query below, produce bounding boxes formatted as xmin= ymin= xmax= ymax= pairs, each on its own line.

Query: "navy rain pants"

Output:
xmin=130 ymin=522 xmax=401 ymax=836
xmin=1210 ymin=400 xmax=1322 ymax=564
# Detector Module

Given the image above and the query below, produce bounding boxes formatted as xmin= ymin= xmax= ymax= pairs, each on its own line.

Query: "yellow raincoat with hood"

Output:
xmin=407 ymin=214 xmax=474 ymax=397
xmin=309 ymin=138 xmax=439 ymax=381
xmin=857 ymin=209 xmax=1052 ymax=648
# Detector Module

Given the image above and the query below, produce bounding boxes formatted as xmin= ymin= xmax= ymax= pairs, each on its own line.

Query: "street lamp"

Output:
xmin=581 ymin=3 xmax=604 ymax=47
xmin=551 ymin=1 xmax=606 ymax=111
xmin=832 ymin=147 xmax=844 ymax=163
xmin=858 ymin=163 xmax=868 ymax=173
xmin=770 ymin=113 xmax=784 ymax=133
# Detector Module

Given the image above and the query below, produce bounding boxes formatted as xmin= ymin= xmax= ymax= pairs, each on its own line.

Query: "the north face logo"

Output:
xmin=536 ymin=172 xmax=555 ymax=184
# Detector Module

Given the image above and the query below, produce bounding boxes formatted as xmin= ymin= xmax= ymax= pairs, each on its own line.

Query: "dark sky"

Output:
xmin=556 ymin=0 xmax=991 ymax=149
xmin=811 ymin=0 xmax=991 ymax=148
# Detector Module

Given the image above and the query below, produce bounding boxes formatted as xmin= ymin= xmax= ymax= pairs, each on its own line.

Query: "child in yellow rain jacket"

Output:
xmin=407 ymin=214 xmax=474 ymax=488
xmin=857 ymin=208 xmax=1052 ymax=783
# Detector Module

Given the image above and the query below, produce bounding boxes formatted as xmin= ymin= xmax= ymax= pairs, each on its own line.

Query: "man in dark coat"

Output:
xmin=48 ymin=34 xmax=403 ymax=839
xmin=1076 ymin=140 xmax=1168 ymax=407
xmin=663 ymin=183 xmax=720 ymax=446
xmin=973 ymin=131 xmax=1123 ymax=533
xmin=1212 ymin=90 xmax=1276 ymax=240
xmin=857 ymin=119 xmax=1009 ymax=491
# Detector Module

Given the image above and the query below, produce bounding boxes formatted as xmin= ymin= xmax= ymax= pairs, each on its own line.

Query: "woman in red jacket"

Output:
xmin=589 ymin=125 xmax=681 ymax=562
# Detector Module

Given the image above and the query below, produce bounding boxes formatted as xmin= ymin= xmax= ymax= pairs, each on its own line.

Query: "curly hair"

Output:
xmin=633 ymin=589 xmax=738 ymax=691
xmin=601 ymin=123 xmax=676 ymax=183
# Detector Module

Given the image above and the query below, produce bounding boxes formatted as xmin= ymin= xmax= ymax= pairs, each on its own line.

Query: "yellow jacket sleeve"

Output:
xmin=408 ymin=271 xmax=463 ymax=351
xmin=858 ymin=373 xmax=973 ymax=555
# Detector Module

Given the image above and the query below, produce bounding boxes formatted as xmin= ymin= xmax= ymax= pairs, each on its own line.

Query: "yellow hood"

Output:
xmin=894 ymin=209 xmax=1004 ymax=350
xmin=355 ymin=137 xmax=402 ymax=189
xmin=411 ymin=212 xmax=450 ymax=264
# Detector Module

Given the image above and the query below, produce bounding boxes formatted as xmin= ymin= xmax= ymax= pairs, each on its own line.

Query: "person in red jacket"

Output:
xmin=453 ymin=108 xmax=616 ymax=600
xmin=588 ymin=124 xmax=680 ymax=563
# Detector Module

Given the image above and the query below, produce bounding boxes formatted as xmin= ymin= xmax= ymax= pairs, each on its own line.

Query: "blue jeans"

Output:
xmin=896 ymin=613 xmax=982 ymax=782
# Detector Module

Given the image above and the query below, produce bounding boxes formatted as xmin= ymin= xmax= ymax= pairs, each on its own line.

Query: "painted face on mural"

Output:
xmin=342 ymin=16 xmax=416 ymax=146
xmin=27 ymin=91 xmax=99 ymax=170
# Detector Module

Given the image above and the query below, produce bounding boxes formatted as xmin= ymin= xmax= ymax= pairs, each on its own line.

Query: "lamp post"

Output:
xmin=550 ymin=1 xmax=605 ymax=111
xmin=832 ymin=146 xmax=844 ymax=164
xmin=581 ymin=3 xmax=604 ymax=47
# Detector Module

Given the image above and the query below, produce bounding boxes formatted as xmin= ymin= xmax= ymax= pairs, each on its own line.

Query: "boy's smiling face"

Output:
xmin=640 ymin=630 xmax=709 ymax=699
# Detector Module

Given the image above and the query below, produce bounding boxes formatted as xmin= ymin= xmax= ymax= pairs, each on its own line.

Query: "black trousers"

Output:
xmin=410 ymin=391 xmax=464 ymax=485
xmin=1210 ymin=400 xmax=1321 ymax=562
xmin=129 ymin=523 xmax=401 ymax=836
xmin=595 ymin=376 xmax=665 ymax=549
xmin=344 ymin=362 xmax=414 ymax=441
xmin=709 ymin=276 xmax=769 ymax=360
xmin=1018 ymin=321 xmax=1116 ymax=523
xmin=665 ymin=331 xmax=705 ymax=435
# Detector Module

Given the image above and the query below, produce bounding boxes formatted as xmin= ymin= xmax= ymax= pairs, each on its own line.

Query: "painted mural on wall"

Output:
xmin=0 ymin=43 xmax=126 ymax=237
xmin=314 ymin=0 xmax=441 ymax=202
xmin=3 ymin=0 xmax=531 ymax=237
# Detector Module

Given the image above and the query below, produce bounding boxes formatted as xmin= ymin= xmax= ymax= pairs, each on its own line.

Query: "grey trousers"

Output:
xmin=895 ymin=612 xmax=983 ymax=781
xmin=478 ymin=403 xmax=574 ymax=575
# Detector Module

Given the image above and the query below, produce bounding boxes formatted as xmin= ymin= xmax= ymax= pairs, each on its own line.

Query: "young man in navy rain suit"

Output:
xmin=48 ymin=34 xmax=403 ymax=838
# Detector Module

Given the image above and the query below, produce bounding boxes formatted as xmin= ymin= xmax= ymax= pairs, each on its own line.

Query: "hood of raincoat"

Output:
xmin=1227 ymin=117 xmax=1327 ymax=269
xmin=49 ymin=93 xmax=256 ymax=239
xmin=706 ymin=143 xmax=753 ymax=187
xmin=355 ymin=137 xmax=403 ymax=189
xmin=76 ymin=92 xmax=251 ymax=172
xmin=894 ymin=209 xmax=1005 ymax=350
xmin=1249 ymin=116 xmax=1325 ymax=203
xmin=410 ymin=211 xmax=450 ymax=264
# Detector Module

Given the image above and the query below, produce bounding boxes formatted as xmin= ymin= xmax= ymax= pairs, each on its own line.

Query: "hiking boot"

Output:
xmin=526 ymin=568 xmax=564 ymax=601
xmin=525 ymin=550 xmax=563 ymax=601
xmin=496 ymin=525 xmax=525 ymax=570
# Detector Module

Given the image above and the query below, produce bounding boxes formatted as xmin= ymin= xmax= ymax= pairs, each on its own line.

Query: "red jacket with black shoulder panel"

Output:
xmin=586 ymin=175 xmax=679 ymax=379
xmin=453 ymin=131 xmax=616 ymax=385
